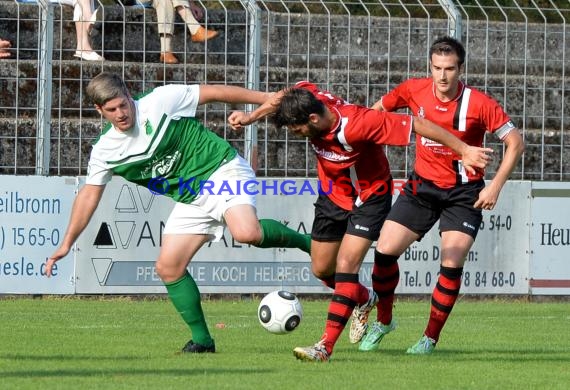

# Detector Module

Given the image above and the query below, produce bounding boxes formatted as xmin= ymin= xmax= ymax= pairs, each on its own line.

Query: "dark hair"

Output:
xmin=429 ymin=36 xmax=466 ymax=67
xmin=272 ymin=88 xmax=326 ymax=129
xmin=86 ymin=72 xmax=130 ymax=106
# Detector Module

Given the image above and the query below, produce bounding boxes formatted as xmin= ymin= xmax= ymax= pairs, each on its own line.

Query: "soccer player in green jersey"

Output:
xmin=45 ymin=72 xmax=311 ymax=353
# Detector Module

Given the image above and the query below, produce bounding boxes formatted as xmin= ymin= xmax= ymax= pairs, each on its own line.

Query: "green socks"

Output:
xmin=164 ymin=271 xmax=213 ymax=347
xmin=164 ymin=221 xmax=309 ymax=347
xmin=257 ymin=218 xmax=311 ymax=254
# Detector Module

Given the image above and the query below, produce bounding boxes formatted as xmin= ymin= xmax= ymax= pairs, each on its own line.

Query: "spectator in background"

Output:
xmin=52 ymin=0 xmax=104 ymax=61
xmin=0 ymin=38 xmax=11 ymax=58
xmin=151 ymin=0 xmax=219 ymax=64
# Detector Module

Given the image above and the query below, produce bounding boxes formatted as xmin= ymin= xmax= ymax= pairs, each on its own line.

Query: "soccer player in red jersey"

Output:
xmin=229 ymin=81 xmax=492 ymax=361
xmin=357 ymin=36 xmax=525 ymax=354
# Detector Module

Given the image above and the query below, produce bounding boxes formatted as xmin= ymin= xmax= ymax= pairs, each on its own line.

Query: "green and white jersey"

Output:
xmin=86 ymin=84 xmax=237 ymax=204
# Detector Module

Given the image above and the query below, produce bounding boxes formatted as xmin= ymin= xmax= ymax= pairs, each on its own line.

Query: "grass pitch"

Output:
xmin=1 ymin=296 xmax=569 ymax=389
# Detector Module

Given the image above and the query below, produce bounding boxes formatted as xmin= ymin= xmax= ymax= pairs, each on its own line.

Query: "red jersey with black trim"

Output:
xmin=380 ymin=78 xmax=516 ymax=188
xmin=294 ymin=81 xmax=413 ymax=210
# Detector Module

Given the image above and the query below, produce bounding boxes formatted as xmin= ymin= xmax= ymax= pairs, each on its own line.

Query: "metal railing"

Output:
xmin=0 ymin=0 xmax=568 ymax=180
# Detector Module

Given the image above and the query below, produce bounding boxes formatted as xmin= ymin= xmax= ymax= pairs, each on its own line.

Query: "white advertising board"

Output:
xmin=529 ymin=182 xmax=570 ymax=295
xmin=0 ymin=176 xmax=76 ymax=294
xmin=74 ymin=177 xmax=317 ymax=294
xmin=74 ymin=177 xmax=532 ymax=295
xmin=10 ymin=176 xmax=570 ymax=296
xmin=379 ymin=180 xmax=531 ymax=294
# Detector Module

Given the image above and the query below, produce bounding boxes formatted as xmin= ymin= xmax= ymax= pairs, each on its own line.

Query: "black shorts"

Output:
xmin=311 ymin=186 xmax=393 ymax=242
xmin=387 ymin=171 xmax=484 ymax=240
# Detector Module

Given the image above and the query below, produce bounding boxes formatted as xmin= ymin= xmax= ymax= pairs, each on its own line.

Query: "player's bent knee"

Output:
xmin=311 ymin=263 xmax=335 ymax=280
xmin=232 ymin=229 xmax=263 ymax=245
xmin=312 ymin=270 xmax=333 ymax=281
xmin=155 ymin=261 xmax=186 ymax=283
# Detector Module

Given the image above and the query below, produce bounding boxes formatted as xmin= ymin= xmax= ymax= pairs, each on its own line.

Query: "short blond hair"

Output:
xmin=86 ymin=72 xmax=130 ymax=106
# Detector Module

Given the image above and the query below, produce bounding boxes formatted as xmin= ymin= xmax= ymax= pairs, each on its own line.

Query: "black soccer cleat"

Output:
xmin=181 ymin=339 xmax=216 ymax=353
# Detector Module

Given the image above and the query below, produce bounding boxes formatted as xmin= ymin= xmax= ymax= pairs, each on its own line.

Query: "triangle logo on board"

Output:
xmin=93 ymin=222 xmax=116 ymax=248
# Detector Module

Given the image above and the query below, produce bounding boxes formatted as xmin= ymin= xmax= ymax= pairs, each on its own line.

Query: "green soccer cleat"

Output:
xmin=358 ymin=319 xmax=397 ymax=352
xmin=293 ymin=340 xmax=330 ymax=362
xmin=349 ymin=287 xmax=379 ymax=343
xmin=406 ymin=335 xmax=436 ymax=355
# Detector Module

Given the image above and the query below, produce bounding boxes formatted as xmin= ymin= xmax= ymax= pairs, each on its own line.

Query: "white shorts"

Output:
xmin=163 ymin=155 xmax=257 ymax=241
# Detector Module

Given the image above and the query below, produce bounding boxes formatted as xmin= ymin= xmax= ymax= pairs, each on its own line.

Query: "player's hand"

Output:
xmin=461 ymin=146 xmax=493 ymax=174
xmin=0 ymin=38 xmax=11 ymax=59
xmin=45 ymin=245 xmax=71 ymax=277
xmin=228 ymin=111 xmax=251 ymax=130
xmin=474 ymin=184 xmax=500 ymax=210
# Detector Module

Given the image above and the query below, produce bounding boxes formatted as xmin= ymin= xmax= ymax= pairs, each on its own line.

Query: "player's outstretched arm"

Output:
xmin=474 ymin=129 xmax=524 ymax=210
xmin=45 ymin=184 xmax=105 ymax=277
xmin=412 ymin=117 xmax=493 ymax=174
xmin=228 ymin=89 xmax=286 ymax=130
xmin=198 ymin=84 xmax=274 ymax=106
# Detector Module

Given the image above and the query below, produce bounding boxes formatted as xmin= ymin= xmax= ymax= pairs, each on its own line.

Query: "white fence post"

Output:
xmin=437 ymin=0 xmax=463 ymax=39
xmin=241 ymin=0 xmax=261 ymax=170
xmin=35 ymin=0 xmax=54 ymax=175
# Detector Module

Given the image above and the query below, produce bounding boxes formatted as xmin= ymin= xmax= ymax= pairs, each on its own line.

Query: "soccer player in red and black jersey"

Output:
xmin=357 ymin=36 xmax=525 ymax=355
xmin=229 ymin=81 xmax=492 ymax=361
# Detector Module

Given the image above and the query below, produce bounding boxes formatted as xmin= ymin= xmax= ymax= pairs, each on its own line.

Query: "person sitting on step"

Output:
xmin=144 ymin=0 xmax=219 ymax=64
xmin=52 ymin=0 xmax=104 ymax=61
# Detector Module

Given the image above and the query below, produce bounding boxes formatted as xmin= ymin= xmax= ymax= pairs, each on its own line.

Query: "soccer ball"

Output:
xmin=258 ymin=290 xmax=303 ymax=334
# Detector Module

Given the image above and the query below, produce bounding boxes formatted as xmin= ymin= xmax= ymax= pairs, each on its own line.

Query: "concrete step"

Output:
xmin=2 ymin=1 xmax=568 ymax=74
xmin=0 ymin=59 xmax=256 ymax=118
xmin=0 ymin=115 xmax=565 ymax=178
xmin=1 ymin=56 xmax=567 ymax=132
xmin=0 ymin=115 xmax=313 ymax=176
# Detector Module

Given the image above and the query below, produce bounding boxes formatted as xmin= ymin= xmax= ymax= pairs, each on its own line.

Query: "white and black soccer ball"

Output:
xmin=258 ymin=290 xmax=303 ymax=334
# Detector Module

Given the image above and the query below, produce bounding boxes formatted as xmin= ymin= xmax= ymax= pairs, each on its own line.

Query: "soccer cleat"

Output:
xmin=181 ymin=339 xmax=216 ymax=353
xmin=349 ymin=287 xmax=379 ymax=343
xmin=293 ymin=340 xmax=330 ymax=362
xmin=406 ymin=335 xmax=436 ymax=355
xmin=358 ymin=319 xmax=397 ymax=352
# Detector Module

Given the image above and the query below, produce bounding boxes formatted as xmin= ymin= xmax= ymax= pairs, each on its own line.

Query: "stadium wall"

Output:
xmin=0 ymin=1 xmax=569 ymax=180
xmin=0 ymin=1 xmax=568 ymax=296
xmin=0 ymin=176 xmax=568 ymax=296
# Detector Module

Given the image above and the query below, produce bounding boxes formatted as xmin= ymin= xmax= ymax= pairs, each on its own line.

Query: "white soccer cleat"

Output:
xmin=293 ymin=340 xmax=330 ymax=362
xmin=349 ymin=287 xmax=379 ymax=343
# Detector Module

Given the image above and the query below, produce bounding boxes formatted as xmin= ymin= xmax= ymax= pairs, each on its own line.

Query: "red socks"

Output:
xmin=424 ymin=265 xmax=463 ymax=342
xmin=321 ymin=273 xmax=364 ymax=354
xmin=372 ymin=250 xmax=400 ymax=325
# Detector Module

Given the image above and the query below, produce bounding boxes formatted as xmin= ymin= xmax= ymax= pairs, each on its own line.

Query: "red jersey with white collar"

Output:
xmin=380 ymin=78 xmax=515 ymax=188
xmin=295 ymin=81 xmax=413 ymax=210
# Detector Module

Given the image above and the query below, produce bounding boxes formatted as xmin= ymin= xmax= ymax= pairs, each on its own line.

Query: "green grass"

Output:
xmin=1 ymin=296 xmax=569 ymax=389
